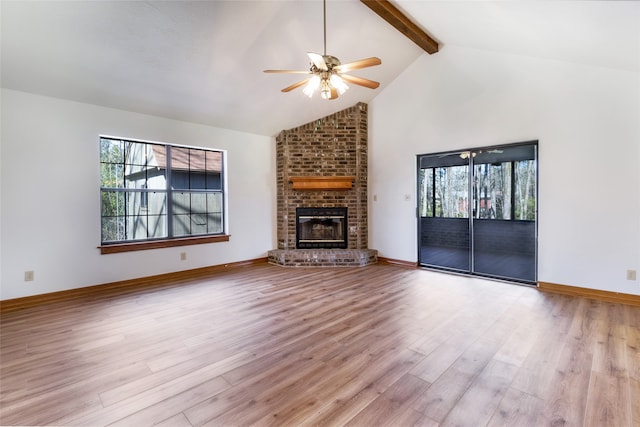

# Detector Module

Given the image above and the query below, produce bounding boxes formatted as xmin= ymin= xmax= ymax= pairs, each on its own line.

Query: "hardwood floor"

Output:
xmin=1 ymin=263 xmax=639 ymax=426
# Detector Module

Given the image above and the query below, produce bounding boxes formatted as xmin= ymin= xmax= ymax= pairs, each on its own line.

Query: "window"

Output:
xmin=419 ymin=164 xmax=469 ymax=218
xmin=100 ymin=136 xmax=227 ymax=253
xmin=419 ymin=148 xmax=537 ymax=221
xmin=473 ymin=161 xmax=512 ymax=219
xmin=473 ymin=158 xmax=537 ymax=221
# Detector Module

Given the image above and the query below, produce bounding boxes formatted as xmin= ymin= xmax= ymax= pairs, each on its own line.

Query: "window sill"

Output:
xmin=99 ymin=235 xmax=230 ymax=254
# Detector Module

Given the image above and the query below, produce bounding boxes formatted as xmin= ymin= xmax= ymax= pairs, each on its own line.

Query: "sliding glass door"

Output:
xmin=418 ymin=142 xmax=537 ymax=284
xmin=418 ymin=151 xmax=471 ymax=271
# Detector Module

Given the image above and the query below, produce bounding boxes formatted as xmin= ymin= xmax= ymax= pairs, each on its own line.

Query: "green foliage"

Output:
xmin=100 ymin=139 xmax=125 ymax=241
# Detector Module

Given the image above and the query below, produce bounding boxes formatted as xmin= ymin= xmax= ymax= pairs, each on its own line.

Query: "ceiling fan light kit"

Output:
xmin=264 ymin=0 xmax=381 ymax=100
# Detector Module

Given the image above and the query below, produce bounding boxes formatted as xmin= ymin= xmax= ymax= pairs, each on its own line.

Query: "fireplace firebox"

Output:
xmin=296 ymin=207 xmax=348 ymax=249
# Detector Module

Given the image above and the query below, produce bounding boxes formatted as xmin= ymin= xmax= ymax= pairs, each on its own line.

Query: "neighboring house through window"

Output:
xmin=100 ymin=136 xmax=227 ymax=252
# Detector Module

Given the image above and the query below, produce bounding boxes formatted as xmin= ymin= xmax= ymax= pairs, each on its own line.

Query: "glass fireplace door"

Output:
xmin=296 ymin=207 xmax=348 ymax=249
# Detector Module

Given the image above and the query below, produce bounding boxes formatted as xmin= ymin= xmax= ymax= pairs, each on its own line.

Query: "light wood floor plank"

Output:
xmin=540 ymin=298 xmax=599 ymax=426
xmin=412 ymin=332 xmax=506 ymax=422
xmin=299 ymin=348 xmax=426 ymax=427
xmin=1 ymin=263 xmax=639 ymax=426
xmin=344 ymin=373 xmax=430 ymax=426
xmin=153 ymin=413 xmax=193 ymax=427
xmin=107 ymin=375 xmax=230 ymax=427
xmin=584 ymin=373 xmax=631 ymax=427
xmin=440 ymin=359 xmax=519 ymax=427
xmin=630 ymin=377 xmax=640 ymax=426
xmin=509 ymin=294 xmax=578 ymax=400
xmin=487 ymin=387 xmax=544 ymax=427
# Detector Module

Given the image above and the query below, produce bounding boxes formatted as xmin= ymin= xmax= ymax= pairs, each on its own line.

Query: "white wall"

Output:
xmin=369 ymin=46 xmax=640 ymax=295
xmin=0 ymin=89 xmax=276 ymax=300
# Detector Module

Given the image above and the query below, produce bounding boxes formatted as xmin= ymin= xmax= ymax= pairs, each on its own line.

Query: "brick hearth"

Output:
xmin=268 ymin=102 xmax=377 ymax=267
xmin=268 ymin=249 xmax=378 ymax=267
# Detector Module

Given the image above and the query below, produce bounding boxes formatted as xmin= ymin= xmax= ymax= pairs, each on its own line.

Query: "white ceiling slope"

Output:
xmin=1 ymin=1 xmax=638 ymax=137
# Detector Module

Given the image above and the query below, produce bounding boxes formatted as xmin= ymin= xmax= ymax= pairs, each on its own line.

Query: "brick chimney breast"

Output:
xmin=275 ymin=102 xmax=369 ymax=251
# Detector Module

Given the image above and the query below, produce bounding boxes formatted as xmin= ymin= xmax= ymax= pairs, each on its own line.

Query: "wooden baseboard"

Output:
xmin=7 ymin=260 xmax=636 ymax=312
xmin=377 ymin=257 xmax=418 ymax=268
xmin=538 ymin=281 xmax=640 ymax=307
xmin=0 ymin=257 xmax=268 ymax=313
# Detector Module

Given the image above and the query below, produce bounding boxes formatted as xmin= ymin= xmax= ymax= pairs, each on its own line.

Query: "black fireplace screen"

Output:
xmin=296 ymin=207 xmax=348 ymax=249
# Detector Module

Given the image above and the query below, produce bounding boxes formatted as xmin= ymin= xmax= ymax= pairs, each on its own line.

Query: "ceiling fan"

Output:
xmin=263 ymin=0 xmax=382 ymax=100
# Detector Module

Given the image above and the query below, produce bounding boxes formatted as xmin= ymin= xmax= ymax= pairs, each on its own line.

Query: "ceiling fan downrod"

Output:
xmin=323 ymin=0 xmax=327 ymax=56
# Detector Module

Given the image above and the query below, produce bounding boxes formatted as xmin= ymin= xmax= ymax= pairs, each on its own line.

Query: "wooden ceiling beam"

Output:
xmin=360 ymin=0 xmax=439 ymax=54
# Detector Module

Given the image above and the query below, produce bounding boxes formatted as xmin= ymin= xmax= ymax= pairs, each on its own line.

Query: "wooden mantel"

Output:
xmin=289 ymin=176 xmax=355 ymax=191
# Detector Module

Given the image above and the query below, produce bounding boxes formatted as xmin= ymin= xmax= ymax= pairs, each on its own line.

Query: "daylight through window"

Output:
xmin=419 ymin=154 xmax=536 ymax=221
xmin=100 ymin=137 xmax=225 ymax=245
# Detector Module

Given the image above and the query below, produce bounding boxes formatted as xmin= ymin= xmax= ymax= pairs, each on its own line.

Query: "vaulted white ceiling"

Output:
xmin=2 ymin=1 xmax=638 ymax=137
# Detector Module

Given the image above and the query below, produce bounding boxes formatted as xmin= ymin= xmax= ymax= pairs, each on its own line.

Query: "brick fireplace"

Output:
xmin=268 ymin=102 xmax=377 ymax=267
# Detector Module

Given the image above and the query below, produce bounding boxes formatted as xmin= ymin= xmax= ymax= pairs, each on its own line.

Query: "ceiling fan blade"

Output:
xmin=308 ymin=52 xmax=328 ymax=71
xmin=281 ymin=78 xmax=311 ymax=93
xmin=334 ymin=57 xmax=382 ymax=73
xmin=263 ymin=69 xmax=311 ymax=74
xmin=340 ymin=74 xmax=380 ymax=89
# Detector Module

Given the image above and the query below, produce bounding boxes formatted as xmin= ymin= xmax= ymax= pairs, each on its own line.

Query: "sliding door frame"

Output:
xmin=417 ymin=140 xmax=538 ymax=285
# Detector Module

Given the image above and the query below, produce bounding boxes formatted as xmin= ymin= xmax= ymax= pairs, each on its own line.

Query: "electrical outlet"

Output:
xmin=180 ymin=252 xmax=187 ymax=261
xmin=627 ymin=269 xmax=637 ymax=281
xmin=24 ymin=271 xmax=34 ymax=282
